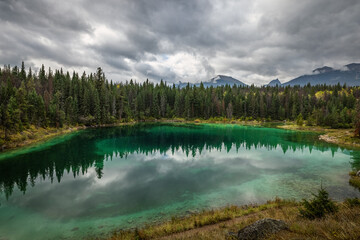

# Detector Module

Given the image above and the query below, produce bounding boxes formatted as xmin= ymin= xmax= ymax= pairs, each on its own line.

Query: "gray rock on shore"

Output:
xmin=236 ymin=218 xmax=288 ymax=240
xmin=356 ymin=170 xmax=360 ymax=177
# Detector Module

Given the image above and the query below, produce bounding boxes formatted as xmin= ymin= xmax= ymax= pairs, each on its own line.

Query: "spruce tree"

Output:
xmin=355 ymin=100 xmax=360 ymax=137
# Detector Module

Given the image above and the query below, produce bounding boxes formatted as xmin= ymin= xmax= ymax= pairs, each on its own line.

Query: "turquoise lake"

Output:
xmin=0 ymin=123 xmax=359 ymax=239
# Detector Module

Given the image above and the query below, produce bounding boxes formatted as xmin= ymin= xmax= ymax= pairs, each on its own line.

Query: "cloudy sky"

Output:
xmin=0 ymin=0 xmax=359 ymax=85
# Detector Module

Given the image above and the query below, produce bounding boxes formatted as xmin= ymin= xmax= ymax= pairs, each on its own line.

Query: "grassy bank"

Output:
xmin=109 ymin=199 xmax=295 ymax=240
xmin=158 ymin=117 xmax=271 ymax=126
xmin=349 ymin=171 xmax=360 ymax=190
xmin=277 ymin=123 xmax=360 ymax=149
xmin=109 ymin=199 xmax=360 ymax=240
xmin=0 ymin=125 xmax=85 ymax=151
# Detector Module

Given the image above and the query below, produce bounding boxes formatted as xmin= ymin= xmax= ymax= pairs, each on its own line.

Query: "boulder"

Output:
xmin=236 ymin=218 xmax=288 ymax=240
xmin=356 ymin=170 xmax=360 ymax=177
xmin=226 ymin=232 xmax=238 ymax=239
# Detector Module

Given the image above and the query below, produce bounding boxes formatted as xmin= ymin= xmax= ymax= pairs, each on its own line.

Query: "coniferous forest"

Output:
xmin=1 ymin=62 xmax=360 ymax=140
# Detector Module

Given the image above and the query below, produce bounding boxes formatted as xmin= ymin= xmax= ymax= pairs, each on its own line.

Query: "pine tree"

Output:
xmin=299 ymin=186 xmax=338 ymax=219
xmin=94 ymin=91 xmax=101 ymax=124
xmin=355 ymin=100 xmax=360 ymax=137
xmin=226 ymin=102 xmax=233 ymax=119
xmin=7 ymin=96 xmax=21 ymax=132
xmin=16 ymin=82 xmax=29 ymax=128
xmin=2 ymin=104 xmax=11 ymax=140
xmin=20 ymin=61 xmax=26 ymax=82
xmin=296 ymin=113 xmax=304 ymax=126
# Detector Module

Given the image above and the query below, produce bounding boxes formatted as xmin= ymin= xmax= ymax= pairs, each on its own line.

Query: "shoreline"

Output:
xmin=110 ymin=198 xmax=360 ymax=240
xmin=277 ymin=123 xmax=360 ymax=150
xmin=0 ymin=121 xmax=138 ymax=153
xmin=1 ymin=119 xmax=360 ymax=153
xmin=0 ymin=126 xmax=85 ymax=152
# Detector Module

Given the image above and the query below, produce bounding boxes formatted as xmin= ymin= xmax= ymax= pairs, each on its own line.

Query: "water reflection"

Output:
xmin=350 ymin=151 xmax=360 ymax=171
xmin=1 ymin=123 xmax=360 ymax=240
xmin=0 ymin=123 xmax=358 ymax=201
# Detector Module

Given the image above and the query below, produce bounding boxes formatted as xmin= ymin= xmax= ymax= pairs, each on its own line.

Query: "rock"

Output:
xmin=356 ymin=170 xmax=360 ymax=177
xmin=236 ymin=218 xmax=288 ymax=240
xmin=226 ymin=231 xmax=238 ymax=239
xmin=186 ymin=210 xmax=197 ymax=215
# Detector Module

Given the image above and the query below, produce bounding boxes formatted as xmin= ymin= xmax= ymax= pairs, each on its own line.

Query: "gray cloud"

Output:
xmin=0 ymin=0 xmax=359 ymax=84
xmin=135 ymin=62 xmax=177 ymax=82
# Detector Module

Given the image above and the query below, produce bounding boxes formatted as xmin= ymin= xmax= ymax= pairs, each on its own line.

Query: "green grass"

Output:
xmin=279 ymin=123 xmax=360 ymax=149
xmin=349 ymin=171 xmax=360 ymax=190
xmin=109 ymin=199 xmax=360 ymax=240
xmin=109 ymin=199 xmax=296 ymax=240
xmin=0 ymin=125 xmax=83 ymax=151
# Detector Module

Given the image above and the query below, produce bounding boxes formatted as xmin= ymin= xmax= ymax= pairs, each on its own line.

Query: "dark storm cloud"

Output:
xmin=0 ymin=0 xmax=94 ymax=70
xmin=0 ymin=0 xmax=91 ymax=33
xmin=0 ymin=0 xmax=359 ymax=84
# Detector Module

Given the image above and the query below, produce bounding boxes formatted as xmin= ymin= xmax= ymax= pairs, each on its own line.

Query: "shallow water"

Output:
xmin=0 ymin=123 xmax=359 ymax=240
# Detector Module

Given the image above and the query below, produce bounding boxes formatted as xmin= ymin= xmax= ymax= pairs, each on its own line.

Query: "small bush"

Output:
xmin=134 ymin=228 xmax=145 ymax=240
xmin=299 ymin=187 xmax=338 ymax=219
xmin=349 ymin=176 xmax=360 ymax=190
xmin=296 ymin=113 xmax=304 ymax=126
xmin=345 ymin=198 xmax=360 ymax=207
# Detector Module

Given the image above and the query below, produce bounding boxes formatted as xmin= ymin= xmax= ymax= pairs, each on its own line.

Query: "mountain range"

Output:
xmin=280 ymin=63 xmax=360 ymax=86
xmin=177 ymin=63 xmax=360 ymax=87
xmin=178 ymin=75 xmax=247 ymax=88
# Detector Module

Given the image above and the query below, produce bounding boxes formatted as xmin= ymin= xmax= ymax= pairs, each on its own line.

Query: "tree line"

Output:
xmin=1 ymin=62 xmax=360 ymax=140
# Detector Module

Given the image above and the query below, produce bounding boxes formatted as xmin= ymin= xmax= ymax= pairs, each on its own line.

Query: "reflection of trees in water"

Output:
xmin=100 ymin=124 xmax=339 ymax=158
xmin=0 ymin=124 xmax=349 ymax=198
xmin=0 ymin=133 xmax=105 ymax=199
xmin=350 ymin=151 xmax=360 ymax=171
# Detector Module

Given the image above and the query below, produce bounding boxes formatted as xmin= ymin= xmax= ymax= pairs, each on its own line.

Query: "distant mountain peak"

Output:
xmin=346 ymin=63 xmax=360 ymax=72
xmin=210 ymin=75 xmax=222 ymax=83
xmin=283 ymin=63 xmax=360 ymax=86
xmin=209 ymin=75 xmax=245 ymax=85
xmin=312 ymin=66 xmax=334 ymax=74
xmin=267 ymin=78 xmax=281 ymax=86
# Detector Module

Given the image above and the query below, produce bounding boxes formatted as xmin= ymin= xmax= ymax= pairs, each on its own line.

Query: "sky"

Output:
xmin=0 ymin=0 xmax=359 ymax=85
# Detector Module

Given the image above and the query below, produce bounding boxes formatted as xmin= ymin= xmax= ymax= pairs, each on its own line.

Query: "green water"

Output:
xmin=0 ymin=123 xmax=359 ymax=240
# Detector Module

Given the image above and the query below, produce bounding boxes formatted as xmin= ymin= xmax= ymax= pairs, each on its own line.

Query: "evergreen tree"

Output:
xmin=355 ymin=100 xmax=360 ymax=137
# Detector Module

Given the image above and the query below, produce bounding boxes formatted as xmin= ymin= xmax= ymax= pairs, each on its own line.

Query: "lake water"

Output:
xmin=0 ymin=123 xmax=359 ymax=240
